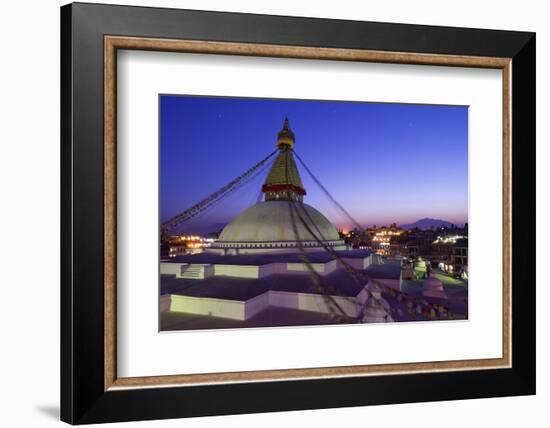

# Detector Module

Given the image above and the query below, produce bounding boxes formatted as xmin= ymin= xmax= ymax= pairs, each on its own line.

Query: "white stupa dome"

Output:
xmin=220 ymin=201 xmax=339 ymax=242
xmin=210 ymin=201 xmax=346 ymax=254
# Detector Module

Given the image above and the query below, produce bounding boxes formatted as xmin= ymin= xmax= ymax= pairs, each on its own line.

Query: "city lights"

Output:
xmin=165 ymin=234 xmax=217 ymax=257
xmin=433 ymin=235 xmax=466 ymax=244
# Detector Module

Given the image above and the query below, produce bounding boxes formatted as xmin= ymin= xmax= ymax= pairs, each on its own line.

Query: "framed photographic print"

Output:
xmin=61 ymin=2 xmax=536 ymax=424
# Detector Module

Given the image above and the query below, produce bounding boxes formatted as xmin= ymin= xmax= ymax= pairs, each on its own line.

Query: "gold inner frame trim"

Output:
xmin=104 ymin=35 xmax=512 ymax=391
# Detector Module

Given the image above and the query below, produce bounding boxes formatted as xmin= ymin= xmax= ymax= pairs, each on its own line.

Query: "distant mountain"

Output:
xmin=400 ymin=218 xmax=455 ymax=230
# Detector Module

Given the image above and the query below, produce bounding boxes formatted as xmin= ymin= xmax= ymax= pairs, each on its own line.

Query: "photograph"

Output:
xmin=0 ymin=0 xmax=541 ymax=425
xmin=159 ymin=95 xmax=469 ymax=331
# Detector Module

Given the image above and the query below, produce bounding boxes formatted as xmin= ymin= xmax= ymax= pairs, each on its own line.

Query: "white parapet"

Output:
xmin=160 ymin=262 xmax=188 ymax=276
xmin=243 ymin=292 xmax=271 ymax=319
xmin=267 ymin=290 xmax=358 ymax=318
xmin=168 ymin=287 xmax=366 ymax=321
xmin=285 ymin=261 xmax=336 ymax=275
xmin=214 ymin=264 xmax=260 ymax=278
xmin=170 ymin=294 xmax=247 ymax=320
xmin=164 ymin=254 xmax=373 ymax=280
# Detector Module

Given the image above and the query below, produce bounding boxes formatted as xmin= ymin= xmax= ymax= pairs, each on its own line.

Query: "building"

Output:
xmin=208 ymin=118 xmax=346 ymax=255
xmin=451 ymin=238 xmax=468 ymax=277
xmin=432 ymin=235 xmax=468 ymax=278
xmin=403 ymin=229 xmax=438 ymax=258
xmin=368 ymin=224 xmax=405 ymax=256
xmin=342 ymin=227 xmax=373 ymax=249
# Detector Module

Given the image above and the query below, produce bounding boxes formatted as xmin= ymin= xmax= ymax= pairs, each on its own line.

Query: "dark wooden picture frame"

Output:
xmin=61 ymin=2 xmax=535 ymax=424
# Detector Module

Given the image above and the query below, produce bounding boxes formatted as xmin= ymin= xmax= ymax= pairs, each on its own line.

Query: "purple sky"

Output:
xmin=160 ymin=95 xmax=468 ymax=234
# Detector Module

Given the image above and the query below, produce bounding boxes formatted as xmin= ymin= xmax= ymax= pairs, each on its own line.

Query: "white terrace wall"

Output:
xmin=258 ymin=262 xmax=288 ymax=277
xmin=243 ymin=292 xmax=271 ymax=319
xmin=161 ymin=255 xmax=372 ymax=280
xmin=214 ymin=264 xmax=260 ymax=278
xmin=170 ymin=295 xmax=247 ymax=320
xmin=267 ymin=290 xmax=359 ymax=318
xmin=160 ymin=262 xmax=187 ymax=276
xmin=168 ymin=288 xmax=366 ymax=320
xmin=285 ymin=259 xmax=339 ymax=275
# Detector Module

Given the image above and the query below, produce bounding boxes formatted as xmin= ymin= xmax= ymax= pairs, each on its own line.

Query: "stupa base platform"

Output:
xmin=161 ymin=250 xmax=383 ymax=280
xmin=159 ymin=252 xmax=403 ymax=323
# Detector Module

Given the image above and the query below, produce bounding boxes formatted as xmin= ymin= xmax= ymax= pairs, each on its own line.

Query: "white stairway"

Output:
xmin=179 ymin=264 xmax=204 ymax=279
xmin=179 ymin=264 xmax=214 ymax=279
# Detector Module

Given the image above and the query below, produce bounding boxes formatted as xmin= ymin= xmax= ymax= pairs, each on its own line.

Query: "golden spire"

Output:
xmin=276 ymin=117 xmax=295 ymax=148
xmin=263 ymin=118 xmax=306 ymax=202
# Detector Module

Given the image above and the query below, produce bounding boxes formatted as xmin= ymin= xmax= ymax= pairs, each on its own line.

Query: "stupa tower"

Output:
xmin=208 ymin=117 xmax=346 ymax=255
xmin=261 ymin=118 xmax=306 ymax=202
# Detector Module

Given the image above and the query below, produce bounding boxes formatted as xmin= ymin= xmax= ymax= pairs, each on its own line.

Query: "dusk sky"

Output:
xmin=160 ymin=95 xmax=468 ymax=234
